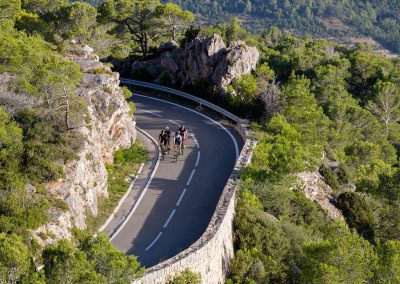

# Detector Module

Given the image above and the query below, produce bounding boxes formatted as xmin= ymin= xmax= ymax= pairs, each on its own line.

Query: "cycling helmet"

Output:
xmin=165 ymin=126 xmax=170 ymax=130
xmin=180 ymin=125 xmax=184 ymax=129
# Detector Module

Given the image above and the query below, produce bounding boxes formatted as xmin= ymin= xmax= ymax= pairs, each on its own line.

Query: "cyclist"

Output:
xmin=173 ymin=131 xmax=183 ymax=156
xmin=164 ymin=126 xmax=171 ymax=150
xmin=178 ymin=125 xmax=188 ymax=152
xmin=158 ymin=130 xmax=169 ymax=155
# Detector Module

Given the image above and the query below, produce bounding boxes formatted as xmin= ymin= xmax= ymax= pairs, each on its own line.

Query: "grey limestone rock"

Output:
xmin=131 ymin=34 xmax=259 ymax=91
xmin=33 ymin=45 xmax=136 ymax=246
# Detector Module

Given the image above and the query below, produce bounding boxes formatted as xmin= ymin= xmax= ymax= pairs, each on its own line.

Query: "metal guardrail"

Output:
xmin=120 ymin=78 xmax=241 ymax=123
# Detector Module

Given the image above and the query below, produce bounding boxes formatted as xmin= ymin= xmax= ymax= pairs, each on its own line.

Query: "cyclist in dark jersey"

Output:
xmin=164 ymin=126 xmax=171 ymax=150
xmin=178 ymin=125 xmax=188 ymax=148
xmin=158 ymin=130 xmax=169 ymax=155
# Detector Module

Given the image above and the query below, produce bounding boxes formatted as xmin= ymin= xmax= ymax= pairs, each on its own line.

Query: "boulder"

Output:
xmin=157 ymin=40 xmax=179 ymax=53
xmin=130 ymin=34 xmax=259 ymax=91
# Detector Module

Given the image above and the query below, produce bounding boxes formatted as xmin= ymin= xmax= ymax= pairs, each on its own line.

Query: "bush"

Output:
xmin=337 ymin=165 xmax=350 ymax=185
xmin=114 ymin=142 xmax=147 ymax=165
xmin=128 ymin=101 xmax=136 ymax=117
xmin=336 ymin=192 xmax=376 ymax=242
xmin=122 ymin=86 xmax=132 ymax=100
xmin=168 ymin=268 xmax=201 ymax=284
xmin=319 ymin=164 xmax=340 ymax=192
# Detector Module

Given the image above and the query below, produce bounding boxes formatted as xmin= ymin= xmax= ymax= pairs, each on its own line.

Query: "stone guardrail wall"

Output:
xmin=121 ymin=79 xmax=256 ymax=283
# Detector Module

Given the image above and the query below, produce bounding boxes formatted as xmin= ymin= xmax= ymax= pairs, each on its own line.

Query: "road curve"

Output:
xmin=111 ymin=94 xmax=243 ymax=268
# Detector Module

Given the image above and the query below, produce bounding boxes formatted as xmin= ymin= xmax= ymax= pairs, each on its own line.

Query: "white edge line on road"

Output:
xmin=134 ymin=93 xmax=239 ymax=159
xmin=163 ymin=209 xmax=176 ymax=228
xmin=109 ymin=94 xmax=239 ymax=242
xmin=168 ymin=119 xmax=180 ymax=126
xmin=176 ymin=188 xmax=187 ymax=207
xmin=145 ymin=232 xmax=163 ymax=251
xmin=195 ymin=151 xmax=201 ymax=167
xmin=191 ymin=134 xmax=200 ymax=148
xmin=110 ymin=127 xmax=161 ymax=241
xmin=99 ymin=162 xmax=145 ymax=233
xmin=137 ymin=107 xmax=162 ymax=117
xmin=186 ymin=169 xmax=196 ymax=186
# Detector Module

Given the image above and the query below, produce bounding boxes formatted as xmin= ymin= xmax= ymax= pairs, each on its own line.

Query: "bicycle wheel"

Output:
xmin=174 ymin=147 xmax=178 ymax=160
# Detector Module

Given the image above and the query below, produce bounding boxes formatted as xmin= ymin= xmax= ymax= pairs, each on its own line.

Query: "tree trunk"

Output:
xmin=65 ymin=95 xmax=70 ymax=130
xmin=172 ymin=26 xmax=176 ymax=41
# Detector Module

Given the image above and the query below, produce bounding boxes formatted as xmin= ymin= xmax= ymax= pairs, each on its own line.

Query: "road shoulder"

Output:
xmin=100 ymin=130 xmax=159 ymax=237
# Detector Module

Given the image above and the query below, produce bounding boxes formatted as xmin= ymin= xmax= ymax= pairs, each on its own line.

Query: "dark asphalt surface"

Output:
xmin=111 ymin=94 xmax=243 ymax=269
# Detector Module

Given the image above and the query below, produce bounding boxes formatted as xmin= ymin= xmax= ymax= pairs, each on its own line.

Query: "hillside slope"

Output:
xmin=162 ymin=0 xmax=400 ymax=54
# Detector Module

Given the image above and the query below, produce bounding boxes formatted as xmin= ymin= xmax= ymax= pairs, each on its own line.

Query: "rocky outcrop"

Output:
xmin=34 ymin=45 xmax=136 ymax=245
xmin=130 ymin=34 xmax=259 ymax=91
xmin=297 ymin=172 xmax=344 ymax=220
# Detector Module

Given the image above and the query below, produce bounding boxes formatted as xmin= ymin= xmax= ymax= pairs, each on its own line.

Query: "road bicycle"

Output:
xmin=160 ymin=143 xmax=168 ymax=160
xmin=174 ymin=144 xmax=181 ymax=161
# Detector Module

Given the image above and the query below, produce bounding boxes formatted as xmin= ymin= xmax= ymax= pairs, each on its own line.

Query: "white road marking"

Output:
xmin=111 ymin=94 xmax=240 ymax=250
xmin=145 ymin=232 xmax=163 ymax=251
xmin=110 ymin=127 xmax=161 ymax=241
xmin=168 ymin=119 xmax=180 ymax=126
xmin=137 ymin=107 xmax=162 ymax=117
xmin=176 ymin=188 xmax=187 ymax=206
xmin=134 ymin=94 xmax=239 ymax=159
xmin=186 ymin=169 xmax=196 ymax=186
xmin=195 ymin=152 xmax=201 ymax=167
xmin=163 ymin=209 xmax=176 ymax=228
xmin=192 ymin=134 xmax=200 ymax=148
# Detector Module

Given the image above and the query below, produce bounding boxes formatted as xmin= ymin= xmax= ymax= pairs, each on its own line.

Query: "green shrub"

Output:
xmin=114 ymin=142 xmax=147 ymax=165
xmin=92 ymin=67 xmax=113 ymax=75
xmin=122 ymin=86 xmax=132 ymax=100
xmin=128 ymin=101 xmax=136 ymax=117
xmin=104 ymin=86 xmax=113 ymax=94
xmin=337 ymin=165 xmax=350 ymax=185
xmin=168 ymin=268 xmax=201 ymax=284
xmin=319 ymin=164 xmax=341 ymax=192
xmin=336 ymin=192 xmax=376 ymax=242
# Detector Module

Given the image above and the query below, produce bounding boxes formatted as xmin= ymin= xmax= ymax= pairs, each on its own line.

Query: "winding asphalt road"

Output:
xmin=110 ymin=94 xmax=243 ymax=268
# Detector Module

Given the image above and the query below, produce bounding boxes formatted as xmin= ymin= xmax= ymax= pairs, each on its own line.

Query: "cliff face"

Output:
xmin=130 ymin=34 xmax=259 ymax=91
xmin=34 ymin=45 xmax=136 ymax=244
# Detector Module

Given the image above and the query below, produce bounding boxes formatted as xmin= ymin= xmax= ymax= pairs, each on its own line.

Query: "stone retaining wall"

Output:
xmin=133 ymin=137 xmax=257 ymax=284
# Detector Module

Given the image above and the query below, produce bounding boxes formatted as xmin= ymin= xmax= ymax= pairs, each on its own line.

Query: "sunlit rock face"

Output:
xmin=130 ymin=34 xmax=259 ymax=91
xmin=34 ymin=45 xmax=136 ymax=245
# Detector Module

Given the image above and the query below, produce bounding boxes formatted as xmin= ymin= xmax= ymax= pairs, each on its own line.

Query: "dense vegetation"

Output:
xmin=193 ymin=21 xmax=400 ymax=283
xmin=1 ymin=0 xmax=400 ymax=282
xmin=0 ymin=0 xmax=150 ymax=282
xmin=162 ymin=0 xmax=400 ymax=54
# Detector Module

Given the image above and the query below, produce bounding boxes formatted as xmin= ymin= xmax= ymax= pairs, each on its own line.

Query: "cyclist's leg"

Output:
xmin=174 ymin=143 xmax=178 ymax=158
xmin=164 ymin=141 xmax=168 ymax=154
